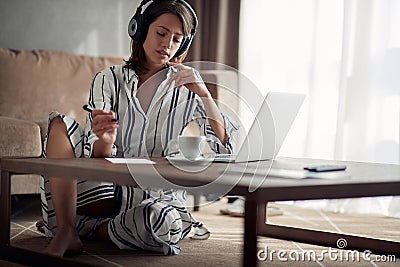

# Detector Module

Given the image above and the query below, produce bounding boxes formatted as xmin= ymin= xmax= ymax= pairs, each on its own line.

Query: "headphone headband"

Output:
xmin=128 ymin=0 xmax=198 ymax=58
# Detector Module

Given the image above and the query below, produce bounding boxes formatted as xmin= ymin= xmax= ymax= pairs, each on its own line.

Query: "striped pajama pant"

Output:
xmin=40 ymin=112 xmax=209 ymax=255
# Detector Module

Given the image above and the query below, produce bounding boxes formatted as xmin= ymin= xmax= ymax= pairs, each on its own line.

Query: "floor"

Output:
xmin=2 ymin=194 xmax=400 ymax=266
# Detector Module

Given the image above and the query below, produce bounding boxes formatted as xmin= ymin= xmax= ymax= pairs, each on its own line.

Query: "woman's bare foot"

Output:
xmin=45 ymin=227 xmax=83 ymax=257
xmin=35 ymin=219 xmax=45 ymax=234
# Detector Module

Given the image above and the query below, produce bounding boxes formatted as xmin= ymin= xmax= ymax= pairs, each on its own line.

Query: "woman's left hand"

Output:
xmin=166 ymin=62 xmax=211 ymax=98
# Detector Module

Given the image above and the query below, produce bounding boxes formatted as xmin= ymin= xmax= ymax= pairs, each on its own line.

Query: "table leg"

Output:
xmin=0 ymin=170 xmax=11 ymax=250
xmin=243 ymin=197 xmax=262 ymax=267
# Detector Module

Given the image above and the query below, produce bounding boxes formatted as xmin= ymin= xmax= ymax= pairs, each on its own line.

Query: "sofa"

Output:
xmin=0 ymin=48 xmax=238 ymax=195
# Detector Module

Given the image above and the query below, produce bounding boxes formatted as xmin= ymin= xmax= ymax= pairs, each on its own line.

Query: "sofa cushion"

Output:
xmin=0 ymin=116 xmax=42 ymax=157
xmin=11 ymin=175 xmax=41 ymax=194
xmin=0 ymin=48 xmax=123 ymax=126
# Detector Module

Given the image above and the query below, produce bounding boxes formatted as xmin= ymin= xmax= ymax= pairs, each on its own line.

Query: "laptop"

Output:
xmin=214 ymin=92 xmax=305 ymax=163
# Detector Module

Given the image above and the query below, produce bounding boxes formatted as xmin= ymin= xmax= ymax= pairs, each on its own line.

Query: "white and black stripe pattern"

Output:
xmin=108 ymin=186 xmax=193 ymax=255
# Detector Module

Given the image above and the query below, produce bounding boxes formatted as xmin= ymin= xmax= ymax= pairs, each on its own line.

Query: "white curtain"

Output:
xmin=239 ymin=0 xmax=400 ymax=217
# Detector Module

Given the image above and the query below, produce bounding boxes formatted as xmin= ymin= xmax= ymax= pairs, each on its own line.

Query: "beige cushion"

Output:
xmin=0 ymin=117 xmax=42 ymax=157
xmin=11 ymin=175 xmax=41 ymax=195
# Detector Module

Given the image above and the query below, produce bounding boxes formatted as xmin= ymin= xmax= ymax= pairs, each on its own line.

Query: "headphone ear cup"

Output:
xmin=175 ymin=36 xmax=192 ymax=58
xmin=128 ymin=16 xmax=138 ymax=39
xmin=128 ymin=13 xmax=147 ymax=44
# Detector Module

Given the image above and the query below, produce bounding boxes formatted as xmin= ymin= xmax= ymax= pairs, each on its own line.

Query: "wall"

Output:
xmin=0 ymin=0 xmax=139 ymax=57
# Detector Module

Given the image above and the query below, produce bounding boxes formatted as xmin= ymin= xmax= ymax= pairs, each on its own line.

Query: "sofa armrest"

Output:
xmin=0 ymin=116 xmax=42 ymax=157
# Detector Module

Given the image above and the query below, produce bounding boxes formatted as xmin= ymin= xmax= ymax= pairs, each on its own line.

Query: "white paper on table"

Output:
xmin=106 ymin=158 xmax=155 ymax=164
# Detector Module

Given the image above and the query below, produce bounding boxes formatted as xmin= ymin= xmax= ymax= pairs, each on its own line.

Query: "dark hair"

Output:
xmin=124 ymin=0 xmax=195 ymax=74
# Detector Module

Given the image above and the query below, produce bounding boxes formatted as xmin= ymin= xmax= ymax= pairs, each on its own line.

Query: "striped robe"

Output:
xmin=40 ymin=64 xmax=238 ymax=255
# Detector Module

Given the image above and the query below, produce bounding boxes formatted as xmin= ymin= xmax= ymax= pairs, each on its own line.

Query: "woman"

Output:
xmin=40 ymin=0 xmax=237 ymax=257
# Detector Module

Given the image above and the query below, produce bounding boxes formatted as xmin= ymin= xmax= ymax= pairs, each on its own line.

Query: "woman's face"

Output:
xmin=143 ymin=13 xmax=184 ymax=69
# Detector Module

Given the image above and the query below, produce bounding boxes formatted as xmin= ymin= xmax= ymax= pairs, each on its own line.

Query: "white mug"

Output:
xmin=179 ymin=136 xmax=207 ymax=160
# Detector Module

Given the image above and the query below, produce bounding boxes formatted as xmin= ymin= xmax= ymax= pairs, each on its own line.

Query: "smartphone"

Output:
xmin=304 ymin=165 xmax=347 ymax=172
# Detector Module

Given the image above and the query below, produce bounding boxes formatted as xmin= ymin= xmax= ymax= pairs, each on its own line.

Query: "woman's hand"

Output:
xmin=166 ymin=62 xmax=211 ymax=98
xmin=91 ymin=110 xmax=118 ymax=144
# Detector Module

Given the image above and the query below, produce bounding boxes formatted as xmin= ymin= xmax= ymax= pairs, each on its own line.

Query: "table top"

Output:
xmin=1 ymin=157 xmax=400 ymax=201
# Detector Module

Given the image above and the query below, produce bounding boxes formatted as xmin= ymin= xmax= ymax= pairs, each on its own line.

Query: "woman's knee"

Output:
xmin=46 ymin=117 xmax=74 ymax=158
xmin=48 ymin=117 xmax=67 ymax=137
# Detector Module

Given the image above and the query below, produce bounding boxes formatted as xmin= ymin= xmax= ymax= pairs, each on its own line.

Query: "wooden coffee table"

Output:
xmin=1 ymin=157 xmax=400 ymax=266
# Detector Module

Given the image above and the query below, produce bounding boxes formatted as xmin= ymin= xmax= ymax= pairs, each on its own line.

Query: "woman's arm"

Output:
xmin=197 ymin=94 xmax=228 ymax=145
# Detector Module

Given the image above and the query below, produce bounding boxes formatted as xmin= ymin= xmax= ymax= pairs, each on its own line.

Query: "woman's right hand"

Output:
xmin=91 ymin=110 xmax=118 ymax=145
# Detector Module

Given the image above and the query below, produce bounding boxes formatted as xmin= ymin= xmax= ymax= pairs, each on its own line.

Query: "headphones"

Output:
xmin=128 ymin=0 xmax=198 ymax=58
